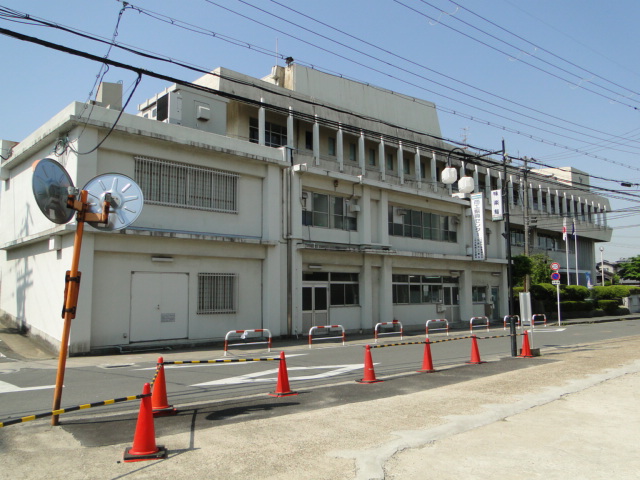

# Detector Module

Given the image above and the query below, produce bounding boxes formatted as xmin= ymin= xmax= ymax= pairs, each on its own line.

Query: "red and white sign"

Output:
xmin=550 ymin=262 xmax=560 ymax=271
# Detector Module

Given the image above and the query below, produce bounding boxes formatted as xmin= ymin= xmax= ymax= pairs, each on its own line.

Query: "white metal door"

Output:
xmin=130 ymin=272 xmax=189 ymax=342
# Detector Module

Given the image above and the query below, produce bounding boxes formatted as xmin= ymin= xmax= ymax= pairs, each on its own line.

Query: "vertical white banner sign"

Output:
xmin=471 ymin=192 xmax=486 ymax=261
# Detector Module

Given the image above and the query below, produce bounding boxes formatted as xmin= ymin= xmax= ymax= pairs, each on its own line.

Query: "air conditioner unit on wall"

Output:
xmin=349 ymin=204 xmax=361 ymax=213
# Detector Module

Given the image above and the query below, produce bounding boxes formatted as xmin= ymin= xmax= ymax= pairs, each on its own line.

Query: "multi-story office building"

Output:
xmin=0 ymin=64 xmax=612 ymax=353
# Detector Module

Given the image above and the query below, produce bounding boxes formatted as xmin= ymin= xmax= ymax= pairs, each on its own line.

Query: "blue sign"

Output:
xmin=550 ymin=272 xmax=561 ymax=281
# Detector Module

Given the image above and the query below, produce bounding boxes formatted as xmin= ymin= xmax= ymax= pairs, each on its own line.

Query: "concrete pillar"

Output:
xmin=379 ymin=137 xmax=386 ymax=181
xmin=313 ymin=115 xmax=320 ymax=165
xmin=431 ymin=151 xmax=437 ymax=193
xmin=287 ymin=107 xmax=294 ymax=149
xmin=398 ymin=142 xmax=404 ymax=184
xmin=258 ymin=98 xmax=265 ymax=146
xmin=415 ymin=147 xmax=421 ymax=188
xmin=358 ymin=131 xmax=365 ymax=175
xmin=337 ymin=125 xmax=344 ymax=172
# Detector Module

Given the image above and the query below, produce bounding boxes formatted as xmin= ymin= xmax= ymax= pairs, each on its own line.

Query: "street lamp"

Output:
xmin=441 ymin=147 xmax=475 ymax=193
xmin=599 ymin=246 xmax=605 ymax=286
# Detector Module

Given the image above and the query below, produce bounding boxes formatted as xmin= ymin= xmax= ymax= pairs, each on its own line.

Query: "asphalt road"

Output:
xmin=1 ymin=319 xmax=639 ymax=422
xmin=1 ymin=320 xmax=639 ymax=480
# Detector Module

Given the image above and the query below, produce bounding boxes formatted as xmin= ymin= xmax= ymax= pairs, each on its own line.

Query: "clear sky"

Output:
xmin=2 ymin=0 xmax=639 ymax=263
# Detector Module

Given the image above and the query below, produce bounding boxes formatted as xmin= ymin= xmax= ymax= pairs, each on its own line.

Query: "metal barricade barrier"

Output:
xmin=503 ymin=314 xmax=520 ymax=330
xmin=224 ymin=329 xmax=272 ymax=356
xmin=425 ymin=319 xmax=449 ymax=338
xmin=308 ymin=325 xmax=345 ymax=348
xmin=531 ymin=314 xmax=547 ymax=328
xmin=470 ymin=316 xmax=490 ymax=333
xmin=374 ymin=320 xmax=403 ymax=343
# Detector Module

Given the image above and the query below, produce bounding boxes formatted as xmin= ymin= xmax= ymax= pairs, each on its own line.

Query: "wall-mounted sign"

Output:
xmin=490 ymin=189 xmax=503 ymax=221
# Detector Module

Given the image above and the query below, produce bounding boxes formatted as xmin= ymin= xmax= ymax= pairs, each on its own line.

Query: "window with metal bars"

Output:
xmin=134 ymin=156 xmax=238 ymax=212
xmin=197 ymin=273 xmax=236 ymax=314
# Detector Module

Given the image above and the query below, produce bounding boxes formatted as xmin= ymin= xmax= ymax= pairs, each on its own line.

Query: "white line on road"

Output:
xmin=192 ymin=363 xmax=367 ymax=386
xmin=0 ymin=380 xmax=55 ymax=394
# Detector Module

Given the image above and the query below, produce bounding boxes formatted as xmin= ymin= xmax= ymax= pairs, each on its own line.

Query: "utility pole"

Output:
xmin=522 ymin=157 xmax=530 ymax=292
xmin=502 ymin=140 xmax=514 ymax=316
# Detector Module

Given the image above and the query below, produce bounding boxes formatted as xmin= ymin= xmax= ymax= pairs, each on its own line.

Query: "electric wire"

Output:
xmin=400 ymin=0 xmax=640 ymax=110
xmin=4 ymin=4 xmax=640 ymax=174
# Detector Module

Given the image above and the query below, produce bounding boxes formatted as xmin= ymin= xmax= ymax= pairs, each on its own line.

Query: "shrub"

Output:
xmin=530 ymin=283 xmax=556 ymax=302
xmin=560 ymin=301 xmax=592 ymax=312
xmin=562 ymin=285 xmax=590 ymax=301
xmin=592 ymin=285 xmax=630 ymax=300
xmin=597 ymin=299 xmax=620 ymax=314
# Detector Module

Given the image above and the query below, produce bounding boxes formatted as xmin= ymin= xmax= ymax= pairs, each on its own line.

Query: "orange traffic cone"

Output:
xmin=123 ymin=383 xmax=168 ymax=462
xmin=152 ymin=357 xmax=177 ymax=417
xmin=417 ymin=340 xmax=435 ymax=373
xmin=269 ymin=351 xmax=298 ymax=397
xmin=357 ymin=345 xmax=383 ymax=383
xmin=467 ymin=335 xmax=485 ymax=364
xmin=519 ymin=330 xmax=534 ymax=358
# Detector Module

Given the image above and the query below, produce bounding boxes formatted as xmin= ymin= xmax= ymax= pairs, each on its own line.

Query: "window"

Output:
xmin=349 ymin=143 xmax=357 ymax=162
xmin=302 ymin=272 xmax=360 ymax=306
xmin=328 ymin=137 xmax=336 ymax=156
xmin=305 ymin=131 xmax=313 ymax=150
xmin=510 ymin=229 xmax=525 ymax=246
xmin=303 ymin=191 xmax=357 ymax=231
xmin=386 ymin=153 xmax=394 ymax=171
xmin=388 ymin=206 xmax=457 ymax=243
xmin=249 ymin=118 xmax=287 ymax=147
xmin=329 ymin=273 xmax=359 ymax=306
xmin=368 ymin=148 xmax=376 ymax=166
xmin=135 ymin=156 xmax=238 ymax=212
xmin=537 ymin=234 xmax=558 ymax=251
xmin=392 ymin=275 xmax=443 ymax=304
xmin=198 ymin=273 xmax=236 ymax=314
xmin=403 ymin=159 xmax=410 ymax=175
xmin=472 ymin=286 xmax=487 ymax=303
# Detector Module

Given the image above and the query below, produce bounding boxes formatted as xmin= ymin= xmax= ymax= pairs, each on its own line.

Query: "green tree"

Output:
xmin=617 ymin=256 xmax=640 ymax=282
xmin=511 ymin=255 xmax=533 ymax=287
xmin=530 ymin=253 xmax=552 ymax=285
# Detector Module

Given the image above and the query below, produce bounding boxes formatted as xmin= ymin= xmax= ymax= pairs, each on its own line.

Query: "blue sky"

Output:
xmin=2 ymin=0 xmax=640 ymax=263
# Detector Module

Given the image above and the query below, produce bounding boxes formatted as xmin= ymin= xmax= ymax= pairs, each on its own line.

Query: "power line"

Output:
xmin=7 ymin=2 xmax=640 ymax=175
xmin=399 ymin=0 xmax=640 ymax=110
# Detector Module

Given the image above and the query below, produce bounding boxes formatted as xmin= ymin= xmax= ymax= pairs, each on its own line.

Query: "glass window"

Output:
xmin=312 ymin=193 xmax=329 ymax=227
xmin=328 ymin=137 xmax=336 ymax=156
xmin=349 ymin=143 xmax=357 ymax=162
xmin=472 ymin=286 xmax=487 ymax=303
xmin=386 ymin=153 xmax=394 ymax=171
xmin=393 ymin=275 xmax=445 ymax=304
xmin=368 ymin=148 xmax=376 ymax=166
xmin=303 ymin=191 xmax=357 ymax=231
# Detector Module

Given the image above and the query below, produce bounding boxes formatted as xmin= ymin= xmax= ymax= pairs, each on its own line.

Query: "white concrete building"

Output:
xmin=0 ymin=64 xmax=612 ymax=353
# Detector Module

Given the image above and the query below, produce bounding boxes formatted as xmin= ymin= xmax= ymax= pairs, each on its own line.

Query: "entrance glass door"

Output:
xmin=302 ymin=285 xmax=328 ymax=333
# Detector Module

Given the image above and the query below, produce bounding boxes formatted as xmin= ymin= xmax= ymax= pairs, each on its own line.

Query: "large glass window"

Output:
xmin=472 ymin=286 xmax=487 ymax=303
xmin=388 ymin=206 xmax=457 ymax=243
xmin=303 ymin=272 xmax=359 ymax=306
xmin=249 ymin=118 xmax=287 ymax=147
xmin=303 ymin=191 xmax=357 ymax=231
xmin=393 ymin=275 xmax=444 ymax=304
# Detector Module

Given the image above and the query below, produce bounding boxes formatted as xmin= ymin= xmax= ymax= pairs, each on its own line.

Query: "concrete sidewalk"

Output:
xmin=1 ymin=332 xmax=639 ymax=479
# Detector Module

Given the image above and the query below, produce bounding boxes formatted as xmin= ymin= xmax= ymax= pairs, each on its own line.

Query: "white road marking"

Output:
xmin=192 ymin=363 xmax=367 ymax=386
xmin=135 ymin=353 xmax=307 ymax=370
xmin=0 ymin=380 xmax=55 ymax=394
